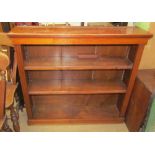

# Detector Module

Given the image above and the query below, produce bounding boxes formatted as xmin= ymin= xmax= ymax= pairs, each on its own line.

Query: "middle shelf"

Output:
xmin=24 ymin=57 xmax=133 ymax=70
xmin=28 ymin=80 xmax=127 ymax=95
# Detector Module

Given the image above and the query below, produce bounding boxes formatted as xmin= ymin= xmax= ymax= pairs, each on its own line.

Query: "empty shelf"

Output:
xmin=28 ymin=80 xmax=127 ymax=95
xmin=24 ymin=57 xmax=133 ymax=70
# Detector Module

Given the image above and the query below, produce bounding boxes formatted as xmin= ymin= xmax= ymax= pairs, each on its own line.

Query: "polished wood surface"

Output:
xmin=5 ymin=83 xmax=17 ymax=107
xmin=28 ymin=117 xmax=124 ymax=125
xmin=8 ymin=26 xmax=152 ymax=45
xmin=10 ymin=26 xmax=152 ymax=125
xmin=0 ymin=52 xmax=13 ymax=131
xmin=29 ymin=94 xmax=123 ymax=124
xmin=28 ymin=80 xmax=126 ymax=95
xmin=24 ymin=57 xmax=132 ymax=70
xmin=119 ymin=45 xmax=145 ymax=116
xmin=9 ymin=26 xmax=152 ymax=37
xmin=0 ymin=51 xmax=20 ymax=131
xmin=24 ymin=45 xmax=132 ymax=70
xmin=126 ymin=69 xmax=155 ymax=131
xmin=0 ymin=52 xmax=9 ymax=119
xmin=0 ymin=52 xmax=9 ymax=71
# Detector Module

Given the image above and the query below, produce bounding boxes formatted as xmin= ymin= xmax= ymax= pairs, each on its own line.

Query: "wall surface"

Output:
xmin=135 ymin=22 xmax=150 ymax=31
xmin=139 ymin=22 xmax=155 ymax=69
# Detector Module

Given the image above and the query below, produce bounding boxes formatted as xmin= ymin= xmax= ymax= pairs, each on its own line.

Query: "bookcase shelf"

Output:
xmin=24 ymin=57 xmax=133 ymax=70
xmin=28 ymin=80 xmax=127 ymax=95
xmin=9 ymin=26 xmax=152 ymax=125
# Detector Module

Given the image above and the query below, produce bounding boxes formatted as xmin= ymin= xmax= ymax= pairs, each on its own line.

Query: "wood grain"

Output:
xmin=125 ymin=69 xmax=155 ymax=131
xmin=0 ymin=52 xmax=9 ymax=119
xmin=28 ymin=80 xmax=127 ymax=95
xmin=8 ymin=26 xmax=152 ymax=45
xmin=9 ymin=26 xmax=153 ymax=38
xmin=119 ymin=45 xmax=145 ymax=116
xmin=29 ymin=94 xmax=123 ymax=124
xmin=8 ymin=26 xmax=152 ymax=124
xmin=24 ymin=57 xmax=133 ymax=70
xmin=125 ymin=78 xmax=150 ymax=131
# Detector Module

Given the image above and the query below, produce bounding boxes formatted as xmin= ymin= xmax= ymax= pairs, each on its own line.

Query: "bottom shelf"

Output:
xmin=29 ymin=94 xmax=123 ymax=124
xmin=28 ymin=117 xmax=124 ymax=125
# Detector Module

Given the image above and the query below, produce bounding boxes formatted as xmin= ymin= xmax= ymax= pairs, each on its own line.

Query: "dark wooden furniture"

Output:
xmin=0 ymin=22 xmax=25 ymax=109
xmin=6 ymin=50 xmax=20 ymax=132
xmin=0 ymin=52 xmax=12 ymax=131
xmin=125 ymin=69 xmax=155 ymax=131
xmin=8 ymin=26 xmax=152 ymax=125
xmin=0 ymin=32 xmax=20 ymax=131
xmin=0 ymin=51 xmax=20 ymax=131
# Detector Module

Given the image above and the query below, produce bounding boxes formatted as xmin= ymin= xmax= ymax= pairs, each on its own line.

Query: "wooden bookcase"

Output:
xmin=8 ymin=26 xmax=152 ymax=125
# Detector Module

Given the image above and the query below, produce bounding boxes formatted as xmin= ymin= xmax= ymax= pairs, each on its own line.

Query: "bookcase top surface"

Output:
xmin=8 ymin=26 xmax=153 ymax=38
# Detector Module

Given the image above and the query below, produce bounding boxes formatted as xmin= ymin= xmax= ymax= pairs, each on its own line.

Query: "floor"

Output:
xmin=11 ymin=109 xmax=128 ymax=132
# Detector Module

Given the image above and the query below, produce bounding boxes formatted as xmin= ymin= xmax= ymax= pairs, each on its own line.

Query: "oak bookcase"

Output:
xmin=8 ymin=26 xmax=152 ymax=125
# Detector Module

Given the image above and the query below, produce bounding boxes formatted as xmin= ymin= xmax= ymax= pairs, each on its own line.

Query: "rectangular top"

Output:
xmin=8 ymin=26 xmax=153 ymax=38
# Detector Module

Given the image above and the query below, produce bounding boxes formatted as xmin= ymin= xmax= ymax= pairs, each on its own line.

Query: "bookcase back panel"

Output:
xmin=24 ymin=45 xmax=61 ymax=58
xmin=27 ymin=71 xmax=62 ymax=81
xmin=128 ymin=45 xmax=138 ymax=62
xmin=31 ymin=94 xmax=119 ymax=119
xmin=27 ymin=70 xmax=124 ymax=81
xmin=62 ymin=46 xmax=95 ymax=57
xmin=23 ymin=45 xmax=131 ymax=60
xmin=94 ymin=45 xmax=129 ymax=58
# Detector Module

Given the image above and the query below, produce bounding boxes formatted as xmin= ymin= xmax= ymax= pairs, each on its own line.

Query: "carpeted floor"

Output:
xmin=13 ymin=109 xmax=128 ymax=132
